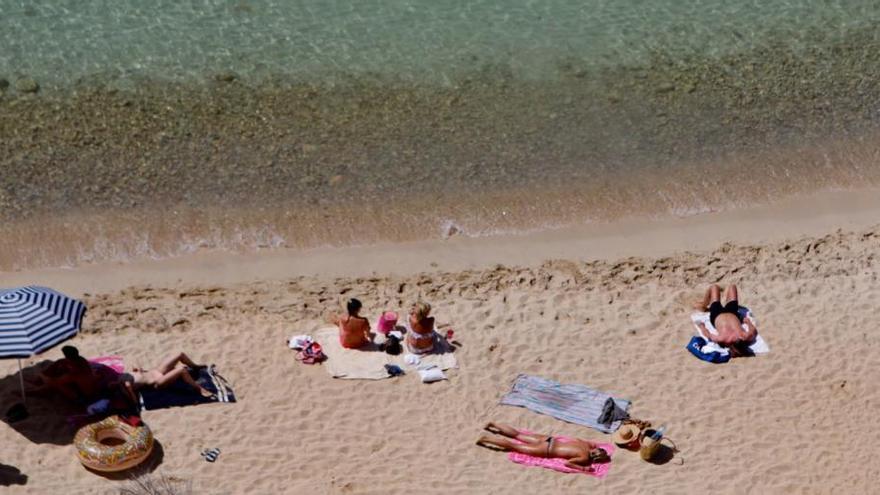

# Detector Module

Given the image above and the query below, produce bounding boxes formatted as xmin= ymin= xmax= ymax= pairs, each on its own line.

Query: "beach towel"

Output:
xmin=500 ymin=375 xmax=630 ymax=434
xmin=314 ymin=327 xmax=457 ymax=380
xmin=689 ymin=306 xmax=770 ymax=363
xmin=139 ymin=365 xmax=236 ymax=410
xmin=507 ymin=430 xmax=615 ymax=478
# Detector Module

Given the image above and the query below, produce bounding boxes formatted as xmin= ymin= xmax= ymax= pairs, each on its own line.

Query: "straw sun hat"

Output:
xmin=611 ymin=424 xmax=642 ymax=447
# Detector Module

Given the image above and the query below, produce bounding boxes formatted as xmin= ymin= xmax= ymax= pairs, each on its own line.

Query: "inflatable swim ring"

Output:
xmin=74 ymin=415 xmax=154 ymax=472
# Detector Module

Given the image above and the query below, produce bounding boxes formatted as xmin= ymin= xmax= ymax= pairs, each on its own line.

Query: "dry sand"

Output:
xmin=2 ymin=199 xmax=880 ymax=494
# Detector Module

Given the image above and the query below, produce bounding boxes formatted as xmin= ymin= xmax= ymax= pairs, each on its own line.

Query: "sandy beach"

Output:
xmin=2 ymin=194 xmax=880 ymax=494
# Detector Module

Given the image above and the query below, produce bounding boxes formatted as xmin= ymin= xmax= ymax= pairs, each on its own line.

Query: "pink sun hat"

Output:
xmin=377 ymin=311 xmax=398 ymax=335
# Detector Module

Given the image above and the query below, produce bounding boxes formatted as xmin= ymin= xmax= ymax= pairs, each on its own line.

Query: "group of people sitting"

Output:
xmin=30 ymin=346 xmax=214 ymax=414
xmin=331 ymin=298 xmax=438 ymax=354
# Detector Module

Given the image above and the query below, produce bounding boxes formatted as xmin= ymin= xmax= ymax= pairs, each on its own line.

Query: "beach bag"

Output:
xmin=296 ymin=342 xmax=326 ymax=364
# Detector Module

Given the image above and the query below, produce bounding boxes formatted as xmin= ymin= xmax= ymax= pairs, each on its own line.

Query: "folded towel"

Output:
xmin=288 ymin=334 xmax=313 ymax=350
xmin=500 ymin=374 xmax=630 ymax=434
xmin=418 ymin=366 xmax=447 ymax=383
xmin=139 ymin=365 xmax=236 ymax=410
xmin=689 ymin=307 xmax=770 ymax=361
xmin=507 ymin=430 xmax=615 ymax=478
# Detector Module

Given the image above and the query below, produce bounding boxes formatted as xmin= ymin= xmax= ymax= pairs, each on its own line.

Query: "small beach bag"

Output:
xmin=296 ymin=342 xmax=326 ymax=365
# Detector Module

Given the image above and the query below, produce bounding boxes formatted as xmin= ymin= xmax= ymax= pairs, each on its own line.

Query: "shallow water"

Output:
xmin=2 ymin=1 xmax=880 ymax=270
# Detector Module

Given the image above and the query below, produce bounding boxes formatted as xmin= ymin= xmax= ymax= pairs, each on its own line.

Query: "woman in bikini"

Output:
xmin=476 ymin=422 xmax=609 ymax=470
xmin=332 ymin=298 xmax=373 ymax=349
xmin=119 ymin=352 xmax=214 ymax=402
xmin=406 ymin=301 xmax=435 ymax=354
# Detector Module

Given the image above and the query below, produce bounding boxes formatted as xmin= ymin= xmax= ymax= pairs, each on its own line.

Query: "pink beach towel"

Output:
xmin=90 ymin=355 xmax=125 ymax=374
xmin=507 ymin=431 xmax=615 ymax=478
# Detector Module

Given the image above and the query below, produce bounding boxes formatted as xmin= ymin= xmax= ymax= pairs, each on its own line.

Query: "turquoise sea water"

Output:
xmin=2 ymin=1 xmax=880 ymax=269
xmin=3 ymin=1 xmax=880 ymax=87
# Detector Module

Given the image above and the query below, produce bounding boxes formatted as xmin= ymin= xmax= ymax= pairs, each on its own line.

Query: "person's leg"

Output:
xmin=155 ymin=367 xmax=213 ymax=397
xmin=485 ymin=422 xmax=521 ymax=438
xmin=707 ymin=285 xmax=726 ymax=326
xmin=485 ymin=422 xmax=548 ymax=443
xmin=156 ymin=352 xmax=201 ymax=373
xmin=724 ymin=284 xmax=739 ymax=305
xmin=697 ymin=284 xmax=721 ymax=310
xmin=477 ymin=435 xmax=548 ymax=457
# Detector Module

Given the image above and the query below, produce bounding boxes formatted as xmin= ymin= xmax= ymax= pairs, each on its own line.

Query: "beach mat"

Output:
xmin=689 ymin=306 xmax=770 ymax=362
xmin=139 ymin=365 xmax=236 ymax=410
xmin=314 ymin=327 xmax=457 ymax=380
xmin=507 ymin=430 xmax=615 ymax=478
xmin=500 ymin=374 xmax=630 ymax=434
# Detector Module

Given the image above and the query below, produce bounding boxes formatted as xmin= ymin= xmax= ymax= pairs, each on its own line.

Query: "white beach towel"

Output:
xmin=690 ymin=307 xmax=770 ymax=357
xmin=314 ymin=327 xmax=457 ymax=380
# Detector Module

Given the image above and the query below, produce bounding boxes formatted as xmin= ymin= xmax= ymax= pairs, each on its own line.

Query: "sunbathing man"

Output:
xmin=332 ymin=298 xmax=373 ymax=349
xmin=476 ymin=422 xmax=610 ymax=470
xmin=119 ymin=352 xmax=214 ymax=402
xmin=697 ymin=284 xmax=757 ymax=355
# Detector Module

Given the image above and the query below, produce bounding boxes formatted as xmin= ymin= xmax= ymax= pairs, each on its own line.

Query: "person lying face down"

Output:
xmin=696 ymin=283 xmax=758 ymax=356
xmin=331 ymin=298 xmax=373 ymax=349
xmin=476 ymin=422 xmax=610 ymax=471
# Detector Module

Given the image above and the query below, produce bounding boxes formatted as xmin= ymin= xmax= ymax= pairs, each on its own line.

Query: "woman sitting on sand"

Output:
xmin=406 ymin=301 xmax=435 ymax=354
xmin=118 ymin=352 xmax=214 ymax=400
xmin=332 ymin=298 xmax=373 ymax=349
xmin=477 ymin=422 xmax=610 ymax=470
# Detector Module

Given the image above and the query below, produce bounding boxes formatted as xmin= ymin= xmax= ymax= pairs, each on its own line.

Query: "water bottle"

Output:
xmin=650 ymin=425 xmax=666 ymax=441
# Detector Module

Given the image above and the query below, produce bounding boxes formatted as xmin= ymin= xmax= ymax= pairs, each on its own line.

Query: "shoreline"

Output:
xmin=5 ymin=187 xmax=879 ymax=296
xmin=2 ymin=188 xmax=878 ymax=493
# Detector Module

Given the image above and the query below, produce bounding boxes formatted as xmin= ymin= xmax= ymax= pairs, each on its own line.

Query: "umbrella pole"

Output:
xmin=18 ymin=358 xmax=26 ymax=404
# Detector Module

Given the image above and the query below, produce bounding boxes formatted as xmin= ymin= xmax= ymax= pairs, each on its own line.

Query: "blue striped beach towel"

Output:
xmin=500 ymin=374 xmax=630 ymax=434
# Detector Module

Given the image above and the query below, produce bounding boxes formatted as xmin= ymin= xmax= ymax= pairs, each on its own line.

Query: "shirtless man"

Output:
xmin=476 ymin=422 xmax=609 ymax=470
xmin=333 ymin=298 xmax=373 ymax=349
xmin=697 ymin=284 xmax=757 ymax=356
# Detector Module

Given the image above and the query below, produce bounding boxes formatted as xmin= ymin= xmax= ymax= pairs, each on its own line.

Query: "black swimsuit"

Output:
xmin=709 ymin=300 xmax=742 ymax=327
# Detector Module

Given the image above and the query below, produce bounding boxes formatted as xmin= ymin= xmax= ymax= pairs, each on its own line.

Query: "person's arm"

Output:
xmin=122 ymin=381 xmax=139 ymax=405
xmin=564 ymin=456 xmax=590 ymax=471
xmin=741 ymin=318 xmax=758 ymax=342
xmin=698 ymin=322 xmax=722 ymax=343
xmin=363 ymin=318 xmax=373 ymax=342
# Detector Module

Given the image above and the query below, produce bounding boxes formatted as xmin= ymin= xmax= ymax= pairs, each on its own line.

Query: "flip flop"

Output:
xmin=201 ymin=448 xmax=221 ymax=463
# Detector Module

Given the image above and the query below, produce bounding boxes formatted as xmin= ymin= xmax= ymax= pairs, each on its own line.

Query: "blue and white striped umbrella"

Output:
xmin=0 ymin=286 xmax=86 ymax=405
xmin=0 ymin=286 xmax=86 ymax=358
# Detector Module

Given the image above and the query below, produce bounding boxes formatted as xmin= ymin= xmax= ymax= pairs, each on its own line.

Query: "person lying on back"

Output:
xmin=332 ymin=298 xmax=373 ymax=349
xmin=696 ymin=283 xmax=757 ymax=356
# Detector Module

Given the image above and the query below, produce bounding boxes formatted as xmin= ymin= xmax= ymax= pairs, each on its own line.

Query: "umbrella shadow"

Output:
xmin=0 ymin=463 xmax=28 ymax=486
xmin=1 ymin=359 xmax=81 ymax=445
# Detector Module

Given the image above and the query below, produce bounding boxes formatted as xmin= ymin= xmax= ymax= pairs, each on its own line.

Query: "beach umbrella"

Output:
xmin=0 ymin=286 xmax=86 ymax=404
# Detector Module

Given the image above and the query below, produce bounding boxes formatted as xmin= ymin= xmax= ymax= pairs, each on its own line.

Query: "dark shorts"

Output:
xmin=709 ymin=300 xmax=742 ymax=327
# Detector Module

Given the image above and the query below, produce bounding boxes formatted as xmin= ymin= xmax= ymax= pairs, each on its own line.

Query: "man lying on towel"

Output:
xmin=477 ymin=422 xmax=609 ymax=471
xmin=696 ymin=284 xmax=757 ymax=356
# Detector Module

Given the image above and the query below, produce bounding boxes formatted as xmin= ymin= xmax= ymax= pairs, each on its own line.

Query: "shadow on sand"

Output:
xmin=1 ymin=359 xmax=82 ymax=445
xmin=0 ymin=463 xmax=28 ymax=487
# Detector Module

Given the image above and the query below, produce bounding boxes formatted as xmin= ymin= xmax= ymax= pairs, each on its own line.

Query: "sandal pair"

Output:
xmin=201 ymin=448 xmax=221 ymax=463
